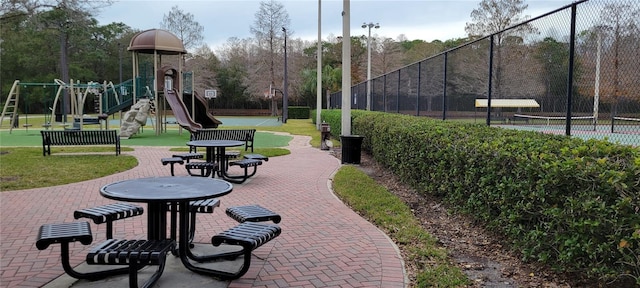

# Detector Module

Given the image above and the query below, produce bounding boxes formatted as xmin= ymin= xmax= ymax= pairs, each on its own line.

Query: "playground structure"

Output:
xmin=183 ymin=88 xmax=222 ymax=128
xmin=157 ymin=65 xmax=221 ymax=132
xmin=1 ymin=74 xmax=220 ymax=137
xmin=50 ymin=79 xmax=116 ymax=129
xmin=164 ymin=88 xmax=202 ymax=132
xmin=2 ymin=30 xmax=221 ymax=137
xmin=1 ymin=29 xmax=221 ymax=136
xmin=126 ymin=28 xmax=221 ymax=137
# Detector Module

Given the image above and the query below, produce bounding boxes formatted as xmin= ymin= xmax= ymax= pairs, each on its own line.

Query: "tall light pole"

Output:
xmin=342 ymin=0 xmax=351 ymax=136
xmin=316 ymin=0 xmax=322 ymax=130
xmin=362 ymin=22 xmax=379 ymax=111
xmin=282 ymin=26 xmax=288 ymax=124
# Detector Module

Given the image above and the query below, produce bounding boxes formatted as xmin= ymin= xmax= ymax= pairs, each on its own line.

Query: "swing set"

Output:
xmin=1 ymin=79 xmax=121 ymax=133
xmin=1 ymin=80 xmax=56 ymax=133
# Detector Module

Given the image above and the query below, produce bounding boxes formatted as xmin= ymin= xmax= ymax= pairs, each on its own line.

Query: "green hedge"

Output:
xmin=287 ymin=106 xmax=310 ymax=119
xmin=322 ymin=109 xmax=640 ymax=284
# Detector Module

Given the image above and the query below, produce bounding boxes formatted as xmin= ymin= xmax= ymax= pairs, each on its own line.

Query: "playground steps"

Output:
xmin=0 ymin=80 xmax=20 ymax=132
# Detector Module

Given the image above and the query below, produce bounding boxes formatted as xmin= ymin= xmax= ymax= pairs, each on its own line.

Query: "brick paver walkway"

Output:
xmin=0 ymin=134 xmax=406 ymax=287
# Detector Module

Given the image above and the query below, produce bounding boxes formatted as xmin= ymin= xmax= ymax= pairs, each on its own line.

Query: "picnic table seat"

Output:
xmin=185 ymin=161 xmax=218 ymax=177
xmin=86 ymin=238 xmax=175 ymax=288
xmin=187 ymin=222 xmax=281 ymax=278
xmin=243 ymin=153 xmax=269 ymax=162
xmin=208 ymin=222 xmax=281 ymax=279
xmin=225 ymin=159 xmax=262 ymax=184
xmin=225 ymin=150 xmax=241 ymax=159
xmin=36 ymin=221 xmax=175 ymax=288
xmin=161 ymin=157 xmax=184 ymax=176
xmin=172 ymin=152 xmax=203 ymax=163
xmin=166 ymin=198 xmax=221 ymax=245
xmin=225 ymin=205 xmax=281 ymax=224
xmin=223 ymin=150 xmax=241 ymax=168
xmin=73 ymin=203 xmax=144 ymax=239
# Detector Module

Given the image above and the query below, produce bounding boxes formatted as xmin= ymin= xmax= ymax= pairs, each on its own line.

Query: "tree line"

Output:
xmin=2 ymin=0 xmax=638 ymax=116
xmin=0 ymin=0 xmax=464 ymax=114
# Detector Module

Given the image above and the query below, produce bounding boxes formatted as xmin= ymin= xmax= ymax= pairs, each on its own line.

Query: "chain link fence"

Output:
xmin=331 ymin=0 xmax=640 ymax=146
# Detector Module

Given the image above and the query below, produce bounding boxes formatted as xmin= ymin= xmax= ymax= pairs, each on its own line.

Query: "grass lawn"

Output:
xmin=1 ymin=116 xmax=326 ymax=147
xmin=0 ymin=127 xmax=293 ymax=148
xmin=0 ymin=147 xmax=138 ymax=191
xmin=334 ymin=166 xmax=468 ymax=287
xmin=0 ymin=119 xmax=319 ymax=191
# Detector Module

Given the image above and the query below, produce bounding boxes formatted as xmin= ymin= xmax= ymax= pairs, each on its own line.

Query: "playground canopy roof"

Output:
xmin=475 ymin=99 xmax=540 ymax=108
xmin=128 ymin=29 xmax=186 ymax=55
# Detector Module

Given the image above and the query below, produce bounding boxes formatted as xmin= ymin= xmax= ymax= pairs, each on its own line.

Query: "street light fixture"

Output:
xmin=362 ymin=22 xmax=379 ymax=111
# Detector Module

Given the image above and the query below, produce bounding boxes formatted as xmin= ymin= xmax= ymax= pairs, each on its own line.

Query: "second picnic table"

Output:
xmin=186 ymin=139 xmax=244 ymax=179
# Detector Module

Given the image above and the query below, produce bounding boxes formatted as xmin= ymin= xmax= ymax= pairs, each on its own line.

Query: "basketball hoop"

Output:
xmin=264 ymin=91 xmax=272 ymax=99
xmin=205 ymin=89 xmax=217 ymax=99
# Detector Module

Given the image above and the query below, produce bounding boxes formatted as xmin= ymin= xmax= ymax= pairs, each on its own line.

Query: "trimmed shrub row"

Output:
xmin=287 ymin=106 xmax=311 ymax=119
xmin=322 ymin=110 xmax=640 ymax=284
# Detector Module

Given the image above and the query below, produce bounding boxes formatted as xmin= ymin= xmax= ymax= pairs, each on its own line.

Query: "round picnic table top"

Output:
xmin=100 ymin=176 xmax=232 ymax=203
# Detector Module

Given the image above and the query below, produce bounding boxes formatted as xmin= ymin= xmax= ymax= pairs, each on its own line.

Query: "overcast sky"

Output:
xmin=95 ymin=0 xmax=576 ymax=51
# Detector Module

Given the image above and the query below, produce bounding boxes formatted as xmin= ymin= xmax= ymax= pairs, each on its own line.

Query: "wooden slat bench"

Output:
xmin=41 ymin=130 xmax=121 ymax=156
xmin=74 ymin=203 xmax=144 ymax=239
xmin=36 ymin=221 xmax=175 ymax=287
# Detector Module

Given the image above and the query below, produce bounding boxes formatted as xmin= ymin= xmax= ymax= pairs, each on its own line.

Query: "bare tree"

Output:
xmin=250 ymin=0 xmax=290 ymax=90
xmin=464 ymin=0 xmax=531 ymax=40
xmin=597 ymin=3 xmax=640 ymax=104
xmin=249 ymin=0 xmax=290 ymax=115
xmin=284 ymin=37 xmax=311 ymax=105
xmin=185 ymin=44 xmax=219 ymax=95
xmin=464 ymin=0 xmax=536 ymax=98
xmin=160 ymin=5 xmax=204 ymax=52
xmin=215 ymin=37 xmax=259 ymax=108
xmin=375 ymin=37 xmax=403 ymax=75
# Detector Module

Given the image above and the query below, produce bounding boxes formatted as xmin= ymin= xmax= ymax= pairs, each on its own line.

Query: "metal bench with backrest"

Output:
xmin=40 ymin=130 xmax=121 ymax=156
xmin=189 ymin=129 xmax=256 ymax=152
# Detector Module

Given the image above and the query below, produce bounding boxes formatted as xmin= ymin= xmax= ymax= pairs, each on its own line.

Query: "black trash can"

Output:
xmin=340 ymin=135 xmax=364 ymax=164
